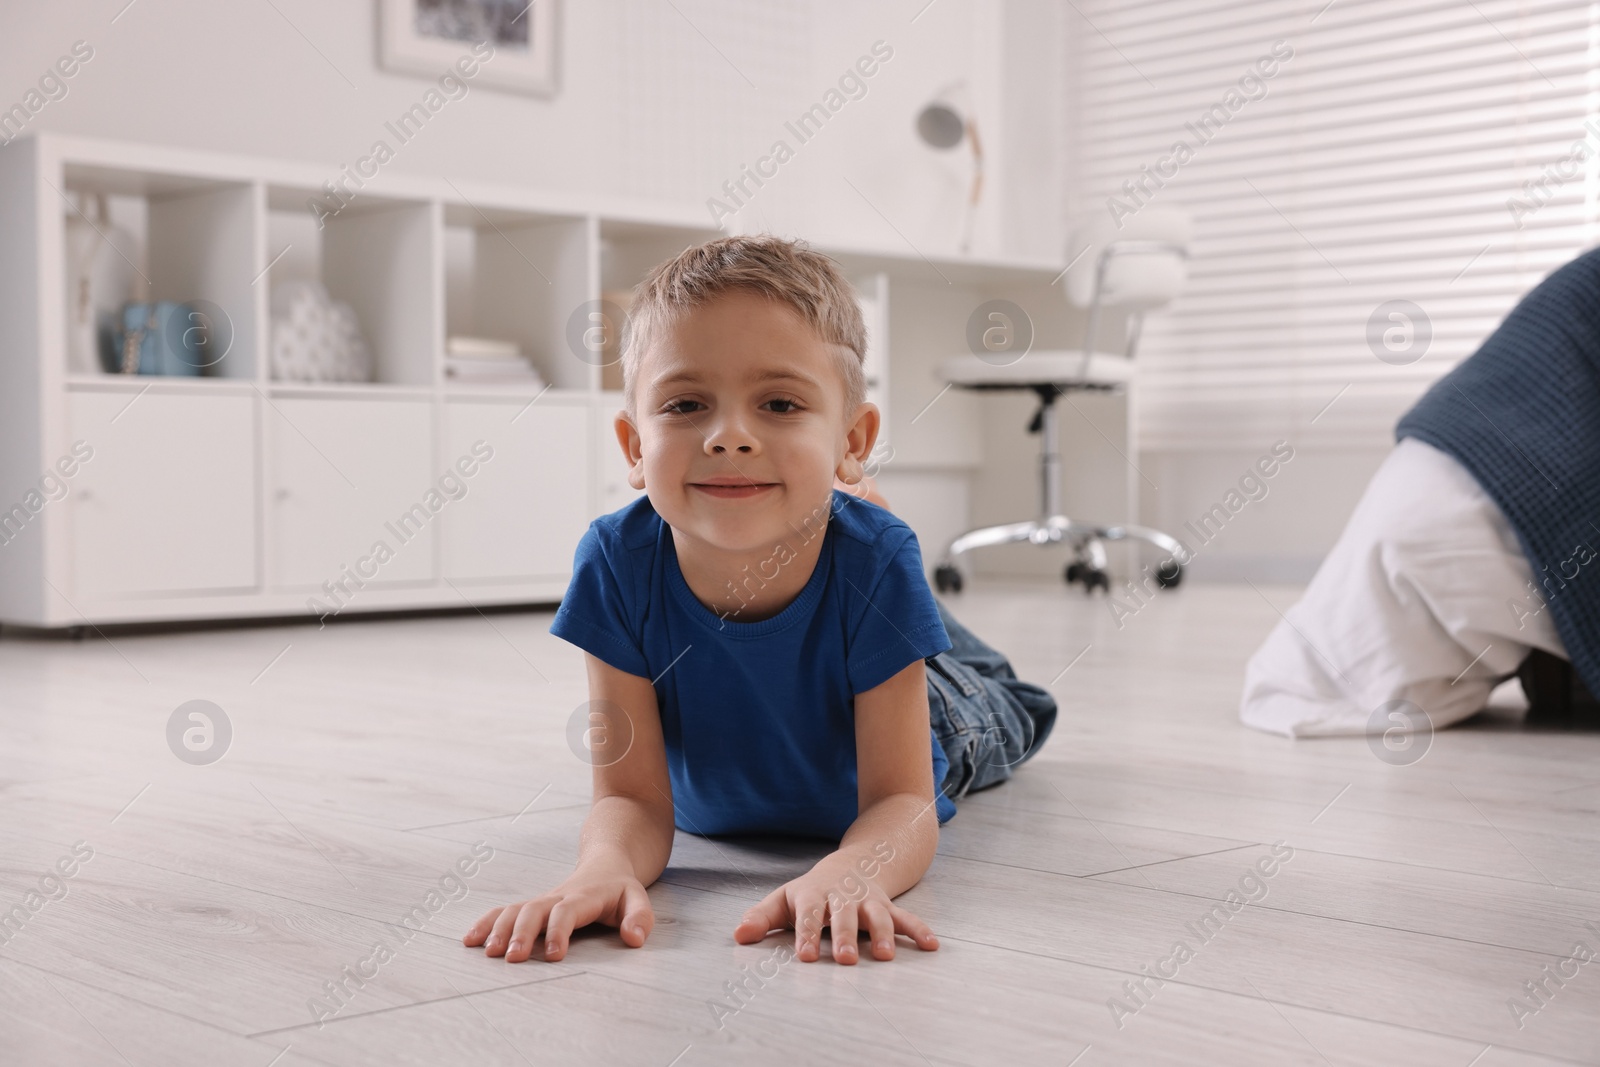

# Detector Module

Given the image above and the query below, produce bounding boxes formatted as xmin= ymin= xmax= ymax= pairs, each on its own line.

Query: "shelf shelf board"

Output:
xmin=265 ymin=381 xmax=436 ymax=400
xmin=442 ymin=384 xmax=590 ymax=403
xmin=441 ymin=201 xmax=584 ymax=229
xmin=265 ymin=183 xmax=428 ymax=217
xmin=821 ymin=241 xmax=1067 ymax=286
xmin=61 ymin=162 xmax=243 ymax=201
xmin=599 ymin=217 xmax=720 ymax=242
xmin=60 ymin=377 xmax=606 ymax=402
xmin=64 ymin=374 xmax=253 ymax=393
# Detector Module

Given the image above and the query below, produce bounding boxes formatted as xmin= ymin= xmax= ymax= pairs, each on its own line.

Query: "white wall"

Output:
xmin=1144 ymin=447 xmax=1387 ymax=584
xmin=1 ymin=0 xmax=1061 ymax=262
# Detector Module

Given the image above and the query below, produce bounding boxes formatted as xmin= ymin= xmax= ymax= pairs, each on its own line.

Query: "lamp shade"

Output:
xmin=915 ymin=102 xmax=965 ymax=149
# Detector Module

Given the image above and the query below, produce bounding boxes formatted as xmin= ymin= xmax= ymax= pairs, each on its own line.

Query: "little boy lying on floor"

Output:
xmin=464 ymin=235 xmax=1057 ymax=965
xmin=1241 ymin=245 xmax=1600 ymax=737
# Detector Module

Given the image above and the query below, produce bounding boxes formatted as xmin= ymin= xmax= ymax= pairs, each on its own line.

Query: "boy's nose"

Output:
xmin=704 ymin=418 xmax=759 ymax=455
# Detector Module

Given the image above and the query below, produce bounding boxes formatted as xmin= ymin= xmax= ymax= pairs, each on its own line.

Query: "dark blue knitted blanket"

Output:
xmin=1396 ymin=245 xmax=1600 ymax=694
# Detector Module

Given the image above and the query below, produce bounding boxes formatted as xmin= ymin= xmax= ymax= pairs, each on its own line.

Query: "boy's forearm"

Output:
xmin=577 ymin=793 xmax=675 ymax=886
xmin=826 ymin=791 xmax=939 ymax=898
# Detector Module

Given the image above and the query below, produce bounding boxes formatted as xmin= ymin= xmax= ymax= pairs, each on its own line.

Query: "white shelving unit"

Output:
xmin=0 ymin=134 xmax=1067 ymax=628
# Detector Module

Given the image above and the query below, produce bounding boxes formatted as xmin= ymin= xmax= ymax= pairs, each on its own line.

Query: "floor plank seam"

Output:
xmin=924 ymin=933 xmax=1596 ymax=1064
xmin=0 ymin=955 xmax=298 ymax=1050
xmin=956 ymin=797 xmax=1600 ymax=892
xmin=974 ymin=788 xmax=1600 ymax=846
xmin=395 ymin=802 xmax=590 ymax=833
xmin=16 ymin=846 xmax=563 ymax=951
xmin=589 ymin=965 xmax=979 ymax=1066
xmin=245 ymin=970 xmax=586 ymax=1039
xmin=1030 ymin=763 xmax=1600 ymax=807
xmin=973 ymin=843 xmax=1264 ymax=880
xmin=1255 ymin=843 xmax=1600 ymax=898
xmin=1071 ymin=879 xmax=1600 ymax=961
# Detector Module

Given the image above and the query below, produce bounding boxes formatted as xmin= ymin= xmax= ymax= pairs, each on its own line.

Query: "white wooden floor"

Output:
xmin=2 ymin=580 xmax=1598 ymax=1066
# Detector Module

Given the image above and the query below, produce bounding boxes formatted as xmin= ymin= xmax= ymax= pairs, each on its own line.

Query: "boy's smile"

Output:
xmin=689 ymin=477 xmax=778 ymax=500
xmin=616 ymin=289 xmax=878 ymax=620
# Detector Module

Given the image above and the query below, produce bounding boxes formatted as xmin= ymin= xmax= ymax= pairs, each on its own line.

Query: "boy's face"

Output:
xmin=616 ymin=290 xmax=878 ymax=554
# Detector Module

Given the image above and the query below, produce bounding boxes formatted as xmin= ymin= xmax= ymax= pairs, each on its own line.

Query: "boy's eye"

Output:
xmin=764 ymin=397 xmax=803 ymax=414
xmin=662 ymin=399 xmax=704 ymax=415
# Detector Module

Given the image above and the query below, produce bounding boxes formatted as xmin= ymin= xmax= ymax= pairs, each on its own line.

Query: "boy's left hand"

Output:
xmin=732 ymin=857 xmax=939 ymax=964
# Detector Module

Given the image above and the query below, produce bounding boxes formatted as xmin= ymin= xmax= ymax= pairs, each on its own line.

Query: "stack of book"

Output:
xmin=444 ymin=336 xmax=545 ymax=385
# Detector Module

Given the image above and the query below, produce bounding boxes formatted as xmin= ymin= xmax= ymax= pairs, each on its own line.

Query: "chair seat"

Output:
xmin=939 ymin=350 xmax=1135 ymax=388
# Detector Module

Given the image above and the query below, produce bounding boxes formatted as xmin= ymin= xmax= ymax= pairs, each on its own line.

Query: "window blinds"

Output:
xmin=1068 ymin=0 xmax=1600 ymax=450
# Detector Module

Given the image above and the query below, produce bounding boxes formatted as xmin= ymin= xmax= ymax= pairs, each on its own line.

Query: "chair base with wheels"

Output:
xmin=932 ymin=381 xmax=1189 ymax=598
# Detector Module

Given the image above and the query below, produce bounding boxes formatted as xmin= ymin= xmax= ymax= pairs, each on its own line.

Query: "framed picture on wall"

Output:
xmin=379 ymin=0 xmax=559 ymax=97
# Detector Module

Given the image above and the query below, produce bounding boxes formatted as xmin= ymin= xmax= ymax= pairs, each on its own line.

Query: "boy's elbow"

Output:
xmin=591 ymin=787 xmax=674 ymax=831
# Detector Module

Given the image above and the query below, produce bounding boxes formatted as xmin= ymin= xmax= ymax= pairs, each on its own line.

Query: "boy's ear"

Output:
xmin=835 ymin=402 xmax=880 ymax=486
xmin=615 ymin=410 xmax=647 ymax=491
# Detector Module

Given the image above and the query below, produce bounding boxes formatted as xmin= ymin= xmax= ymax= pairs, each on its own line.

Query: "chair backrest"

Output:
xmin=1064 ymin=205 xmax=1192 ymax=311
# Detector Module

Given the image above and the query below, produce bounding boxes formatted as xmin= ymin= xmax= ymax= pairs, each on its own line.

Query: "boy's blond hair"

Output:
xmin=620 ymin=235 xmax=868 ymax=417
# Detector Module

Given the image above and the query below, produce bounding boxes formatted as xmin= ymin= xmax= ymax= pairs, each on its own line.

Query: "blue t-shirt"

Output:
xmin=550 ymin=489 xmax=955 ymax=839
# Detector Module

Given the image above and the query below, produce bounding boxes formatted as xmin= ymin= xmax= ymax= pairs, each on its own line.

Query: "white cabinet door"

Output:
xmin=69 ymin=390 xmax=257 ymax=598
xmin=442 ymin=398 xmax=591 ymax=582
xmin=267 ymin=398 xmax=434 ymax=590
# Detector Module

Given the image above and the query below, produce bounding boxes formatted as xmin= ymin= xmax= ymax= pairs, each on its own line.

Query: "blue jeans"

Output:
xmin=925 ymin=600 xmax=1058 ymax=803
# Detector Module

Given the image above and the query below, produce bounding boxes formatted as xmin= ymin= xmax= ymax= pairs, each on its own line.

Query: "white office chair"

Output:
xmin=933 ymin=206 xmax=1192 ymax=595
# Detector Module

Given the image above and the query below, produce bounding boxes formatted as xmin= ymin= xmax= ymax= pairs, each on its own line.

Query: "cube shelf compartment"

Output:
xmin=265 ymin=185 xmax=436 ymax=387
xmin=442 ymin=205 xmax=589 ymax=390
xmin=61 ymin=163 xmax=258 ymax=381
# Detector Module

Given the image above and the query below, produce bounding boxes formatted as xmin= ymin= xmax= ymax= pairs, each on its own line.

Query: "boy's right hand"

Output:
xmin=463 ymin=859 xmax=653 ymax=962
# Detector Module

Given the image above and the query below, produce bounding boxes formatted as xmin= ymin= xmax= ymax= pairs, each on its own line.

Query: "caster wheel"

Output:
xmin=1155 ymin=560 xmax=1184 ymax=589
xmin=1082 ymin=568 xmax=1110 ymax=594
xmin=934 ymin=564 xmax=964 ymax=594
xmin=1064 ymin=562 xmax=1085 ymax=586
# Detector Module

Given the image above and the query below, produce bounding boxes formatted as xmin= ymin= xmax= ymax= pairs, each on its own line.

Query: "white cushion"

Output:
xmin=938 ymin=350 xmax=1136 ymax=388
